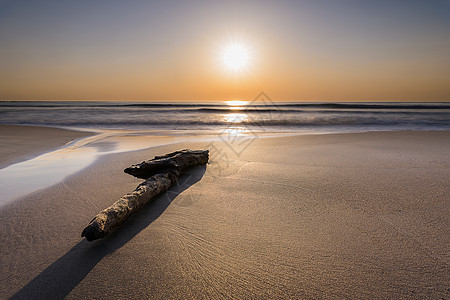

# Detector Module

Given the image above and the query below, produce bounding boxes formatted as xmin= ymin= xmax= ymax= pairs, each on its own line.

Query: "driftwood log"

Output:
xmin=81 ymin=149 xmax=209 ymax=241
xmin=124 ymin=149 xmax=210 ymax=179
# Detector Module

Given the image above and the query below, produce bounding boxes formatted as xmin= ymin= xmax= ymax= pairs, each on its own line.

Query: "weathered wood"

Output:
xmin=81 ymin=149 xmax=209 ymax=241
xmin=124 ymin=149 xmax=209 ymax=179
xmin=81 ymin=172 xmax=176 ymax=241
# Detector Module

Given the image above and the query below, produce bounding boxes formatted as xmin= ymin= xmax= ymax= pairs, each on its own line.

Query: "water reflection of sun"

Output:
xmin=224 ymin=113 xmax=247 ymax=123
xmin=221 ymin=127 xmax=251 ymax=136
xmin=225 ymin=100 xmax=248 ymax=107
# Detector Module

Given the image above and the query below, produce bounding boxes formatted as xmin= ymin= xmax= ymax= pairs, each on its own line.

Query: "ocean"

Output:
xmin=1 ymin=101 xmax=449 ymax=133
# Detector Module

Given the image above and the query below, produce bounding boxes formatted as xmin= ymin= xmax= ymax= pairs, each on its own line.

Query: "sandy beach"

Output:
xmin=0 ymin=125 xmax=93 ymax=169
xmin=0 ymin=128 xmax=449 ymax=299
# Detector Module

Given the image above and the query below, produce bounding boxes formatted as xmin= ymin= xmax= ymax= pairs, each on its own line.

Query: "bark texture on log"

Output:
xmin=124 ymin=149 xmax=209 ymax=179
xmin=81 ymin=172 xmax=176 ymax=241
xmin=81 ymin=149 xmax=208 ymax=241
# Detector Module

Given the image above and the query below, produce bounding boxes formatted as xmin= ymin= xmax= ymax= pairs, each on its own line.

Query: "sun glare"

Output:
xmin=222 ymin=43 xmax=250 ymax=71
xmin=225 ymin=100 xmax=248 ymax=106
xmin=224 ymin=113 xmax=247 ymax=123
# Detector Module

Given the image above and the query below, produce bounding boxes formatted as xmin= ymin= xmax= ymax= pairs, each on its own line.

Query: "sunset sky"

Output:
xmin=1 ymin=0 xmax=449 ymax=101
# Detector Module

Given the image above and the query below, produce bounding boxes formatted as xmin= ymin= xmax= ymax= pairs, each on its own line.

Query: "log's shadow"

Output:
xmin=10 ymin=166 xmax=206 ymax=300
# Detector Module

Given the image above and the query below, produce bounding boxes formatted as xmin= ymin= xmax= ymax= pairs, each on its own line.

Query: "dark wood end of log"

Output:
xmin=81 ymin=221 xmax=106 ymax=241
xmin=124 ymin=149 xmax=209 ymax=179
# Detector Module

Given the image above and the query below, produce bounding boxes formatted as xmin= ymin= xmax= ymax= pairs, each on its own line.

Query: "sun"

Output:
xmin=222 ymin=42 xmax=250 ymax=71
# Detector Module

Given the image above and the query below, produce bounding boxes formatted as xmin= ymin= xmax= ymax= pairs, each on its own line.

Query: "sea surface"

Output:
xmin=1 ymin=101 xmax=449 ymax=134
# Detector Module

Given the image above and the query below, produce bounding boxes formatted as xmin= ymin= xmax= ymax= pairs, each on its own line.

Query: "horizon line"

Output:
xmin=1 ymin=99 xmax=450 ymax=103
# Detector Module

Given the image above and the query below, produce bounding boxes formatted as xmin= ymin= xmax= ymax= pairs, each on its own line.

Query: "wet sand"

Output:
xmin=0 ymin=130 xmax=449 ymax=299
xmin=0 ymin=125 xmax=94 ymax=169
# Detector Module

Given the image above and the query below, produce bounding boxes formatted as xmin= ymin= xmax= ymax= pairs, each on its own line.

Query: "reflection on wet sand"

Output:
xmin=0 ymin=131 xmax=210 ymax=207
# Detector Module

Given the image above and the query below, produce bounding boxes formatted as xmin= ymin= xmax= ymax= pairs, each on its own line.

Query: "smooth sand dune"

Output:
xmin=0 ymin=125 xmax=93 ymax=169
xmin=0 ymin=130 xmax=449 ymax=299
